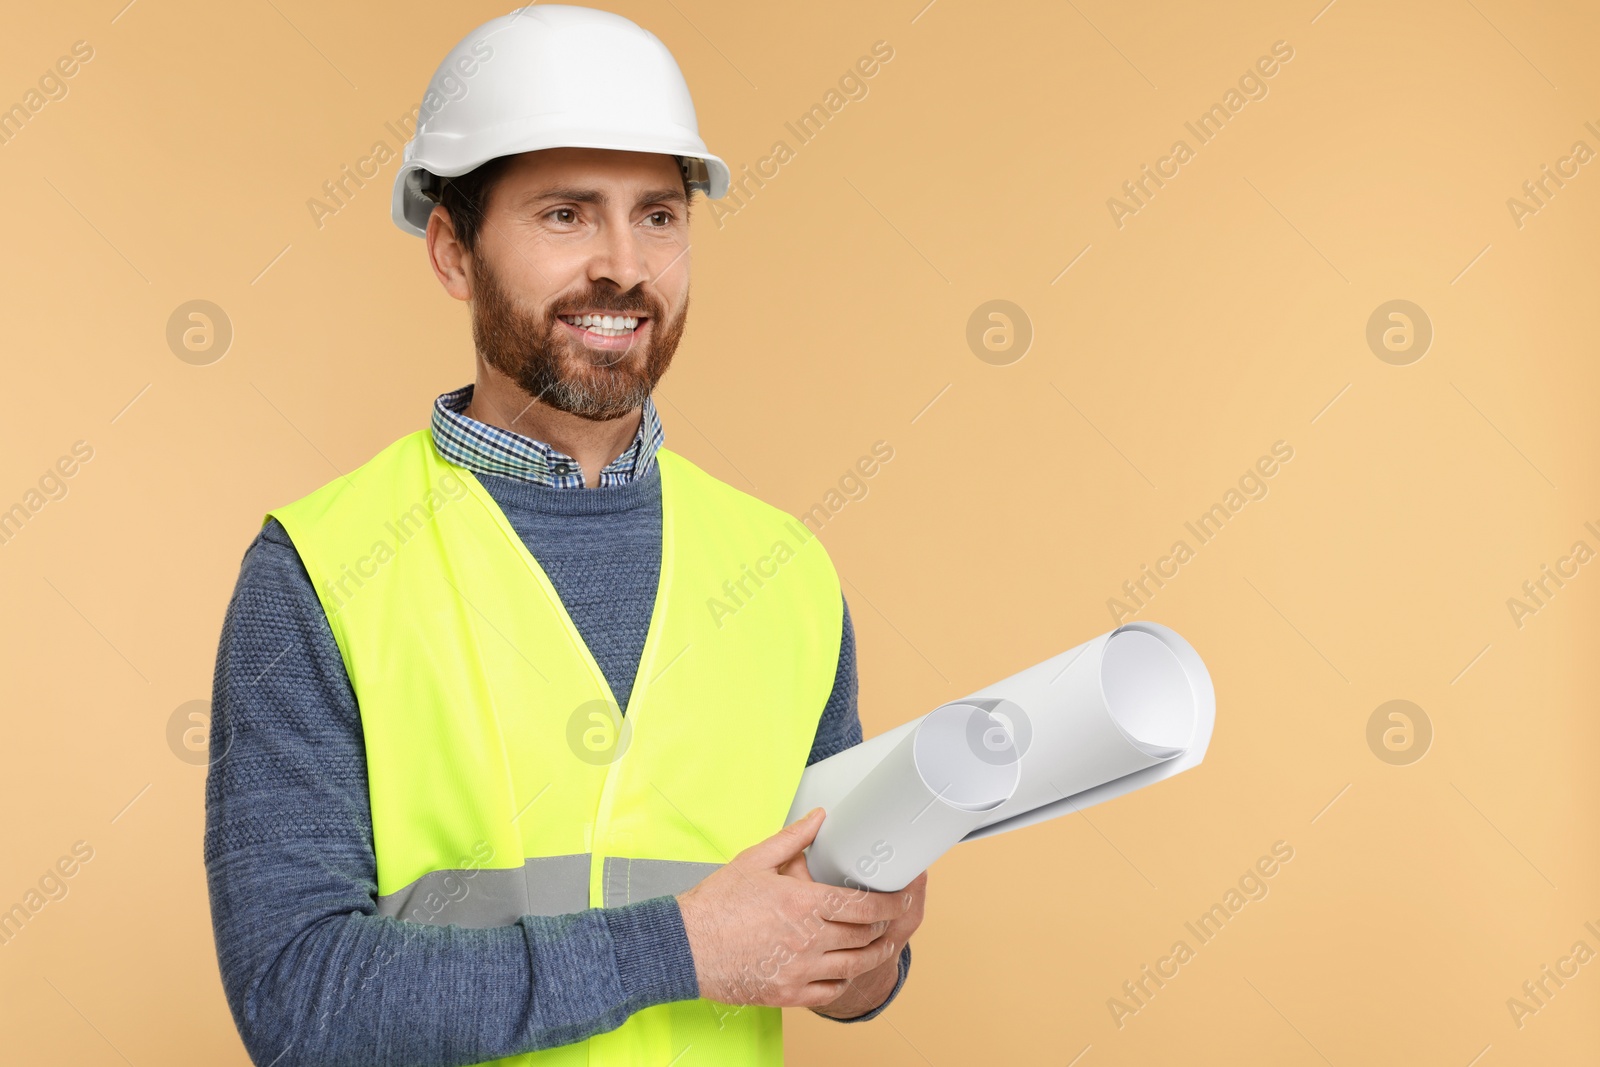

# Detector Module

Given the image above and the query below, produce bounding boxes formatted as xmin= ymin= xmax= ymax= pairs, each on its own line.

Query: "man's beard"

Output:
xmin=469 ymin=253 xmax=686 ymax=422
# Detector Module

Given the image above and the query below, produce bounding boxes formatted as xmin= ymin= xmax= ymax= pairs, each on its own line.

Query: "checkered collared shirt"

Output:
xmin=430 ymin=383 xmax=665 ymax=488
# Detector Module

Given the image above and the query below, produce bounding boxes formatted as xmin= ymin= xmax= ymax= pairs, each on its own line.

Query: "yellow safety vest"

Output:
xmin=267 ymin=428 xmax=844 ymax=1065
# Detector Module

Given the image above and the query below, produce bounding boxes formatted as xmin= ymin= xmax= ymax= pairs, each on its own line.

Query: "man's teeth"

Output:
xmin=560 ymin=313 xmax=640 ymax=336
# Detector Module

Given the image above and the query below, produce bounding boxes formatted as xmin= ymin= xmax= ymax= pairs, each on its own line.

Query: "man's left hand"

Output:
xmin=800 ymin=869 xmax=927 ymax=1020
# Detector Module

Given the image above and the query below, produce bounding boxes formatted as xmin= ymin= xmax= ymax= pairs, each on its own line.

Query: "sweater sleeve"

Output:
xmin=203 ymin=519 xmax=701 ymax=1067
xmin=804 ymin=592 xmax=915 ymax=1022
xmin=805 ymin=594 xmax=865 ymax=765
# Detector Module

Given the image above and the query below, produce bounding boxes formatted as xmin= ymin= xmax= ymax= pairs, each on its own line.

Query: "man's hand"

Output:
xmin=676 ymin=807 xmax=919 ymax=1010
xmin=809 ymin=869 xmax=925 ymax=1020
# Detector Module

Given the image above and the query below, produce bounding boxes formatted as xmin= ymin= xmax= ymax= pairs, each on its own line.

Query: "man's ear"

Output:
xmin=427 ymin=204 xmax=472 ymax=301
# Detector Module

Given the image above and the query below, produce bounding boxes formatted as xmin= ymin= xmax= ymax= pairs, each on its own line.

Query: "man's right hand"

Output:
xmin=675 ymin=806 xmax=908 ymax=1009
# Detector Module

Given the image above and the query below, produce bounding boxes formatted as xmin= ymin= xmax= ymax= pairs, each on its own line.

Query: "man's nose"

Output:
xmin=588 ymin=217 xmax=651 ymax=292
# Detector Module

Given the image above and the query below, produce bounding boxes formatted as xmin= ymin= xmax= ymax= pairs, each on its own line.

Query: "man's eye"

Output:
xmin=549 ymin=208 xmax=577 ymax=224
xmin=646 ymin=210 xmax=674 ymax=226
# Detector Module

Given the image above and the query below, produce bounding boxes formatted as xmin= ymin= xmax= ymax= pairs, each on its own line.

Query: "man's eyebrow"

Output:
xmin=518 ymin=187 xmax=689 ymax=210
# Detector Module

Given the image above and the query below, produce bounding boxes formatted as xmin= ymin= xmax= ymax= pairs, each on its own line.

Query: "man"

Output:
xmin=204 ymin=6 xmax=926 ymax=1065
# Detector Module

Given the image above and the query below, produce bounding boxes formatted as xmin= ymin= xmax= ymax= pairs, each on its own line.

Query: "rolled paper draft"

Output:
xmin=791 ymin=621 xmax=1214 ymax=880
xmin=803 ymin=701 xmax=1021 ymax=892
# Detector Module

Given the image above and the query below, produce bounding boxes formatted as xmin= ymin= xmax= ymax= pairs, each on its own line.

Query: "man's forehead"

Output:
xmin=497 ymin=148 xmax=687 ymax=206
xmin=505 ymin=146 xmax=682 ymax=183
xmin=506 ymin=184 xmax=688 ymax=211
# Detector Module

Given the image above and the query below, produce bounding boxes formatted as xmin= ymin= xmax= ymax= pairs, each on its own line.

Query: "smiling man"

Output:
xmin=204 ymin=6 xmax=923 ymax=1066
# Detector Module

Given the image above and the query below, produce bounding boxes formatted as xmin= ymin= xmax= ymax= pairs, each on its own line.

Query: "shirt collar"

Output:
xmin=430 ymin=384 xmax=664 ymax=489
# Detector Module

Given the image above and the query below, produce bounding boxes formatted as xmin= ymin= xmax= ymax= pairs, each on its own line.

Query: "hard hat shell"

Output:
xmin=391 ymin=4 xmax=730 ymax=237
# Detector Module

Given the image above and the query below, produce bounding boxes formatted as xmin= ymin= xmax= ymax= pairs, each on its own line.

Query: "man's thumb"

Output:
xmin=748 ymin=807 xmax=825 ymax=867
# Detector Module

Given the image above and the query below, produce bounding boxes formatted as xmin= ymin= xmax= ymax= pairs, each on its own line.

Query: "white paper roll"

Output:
xmin=804 ymin=702 xmax=1021 ymax=892
xmin=790 ymin=622 xmax=1214 ymax=887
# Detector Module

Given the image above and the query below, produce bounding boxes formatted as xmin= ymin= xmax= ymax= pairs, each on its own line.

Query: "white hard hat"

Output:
xmin=391 ymin=4 xmax=731 ymax=237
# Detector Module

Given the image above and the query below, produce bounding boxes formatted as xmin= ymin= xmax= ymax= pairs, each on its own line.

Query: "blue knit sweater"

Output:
xmin=204 ymin=455 xmax=910 ymax=1066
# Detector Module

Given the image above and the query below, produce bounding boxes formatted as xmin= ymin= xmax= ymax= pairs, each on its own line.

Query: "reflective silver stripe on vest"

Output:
xmin=376 ymin=854 xmax=588 ymax=928
xmin=602 ymin=857 xmax=720 ymax=908
xmin=375 ymin=855 xmax=721 ymax=928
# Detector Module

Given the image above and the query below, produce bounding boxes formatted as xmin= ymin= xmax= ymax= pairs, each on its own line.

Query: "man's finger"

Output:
xmin=815 ymin=937 xmax=900 ymax=981
xmin=815 ymin=918 xmax=889 ymax=952
xmin=742 ymin=807 xmax=825 ymax=869
xmin=819 ymin=886 xmax=907 ymax=926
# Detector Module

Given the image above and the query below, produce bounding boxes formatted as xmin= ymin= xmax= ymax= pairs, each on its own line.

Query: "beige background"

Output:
xmin=2 ymin=0 xmax=1597 ymax=1063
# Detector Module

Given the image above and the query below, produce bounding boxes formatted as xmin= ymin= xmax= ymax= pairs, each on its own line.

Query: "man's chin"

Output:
xmin=550 ymin=394 xmax=651 ymax=422
xmin=538 ymin=369 xmax=654 ymax=422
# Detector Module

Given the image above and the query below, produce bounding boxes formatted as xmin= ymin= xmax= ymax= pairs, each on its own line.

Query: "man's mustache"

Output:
xmin=550 ymin=294 xmax=659 ymax=318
